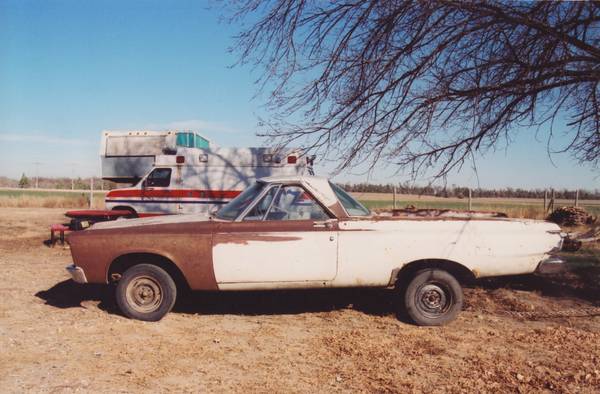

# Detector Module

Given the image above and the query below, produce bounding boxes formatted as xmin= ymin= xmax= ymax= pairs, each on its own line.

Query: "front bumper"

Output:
xmin=66 ymin=264 xmax=88 ymax=284
xmin=535 ymin=256 xmax=566 ymax=275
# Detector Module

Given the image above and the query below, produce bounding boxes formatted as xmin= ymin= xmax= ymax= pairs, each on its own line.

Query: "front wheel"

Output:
xmin=403 ymin=269 xmax=463 ymax=326
xmin=115 ymin=264 xmax=177 ymax=321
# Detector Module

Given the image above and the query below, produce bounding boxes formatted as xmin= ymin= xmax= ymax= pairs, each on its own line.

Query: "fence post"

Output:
xmin=468 ymin=188 xmax=472 ymax=211
xmin=575 ymin=189 xmax=579 ymax=207
xmin=543 ymin=190 xmax=547 ymax=211
xmin=393 ymin=186 xmax=397 ymax=210
xmin=550 ymin=189 xmax=555 ymax=212
xmin=89 ymin=177 xmax=94 ymax=209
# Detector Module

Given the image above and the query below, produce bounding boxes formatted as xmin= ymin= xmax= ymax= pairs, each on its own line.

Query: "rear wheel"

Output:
xmin=403 ymin=269 xmax=463 ymax=326
xmin=115 ymin=264 xmax=176 ymax=321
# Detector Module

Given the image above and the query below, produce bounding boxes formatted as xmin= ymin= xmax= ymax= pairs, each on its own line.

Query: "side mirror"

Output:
xmin=141 ymin=179 xmax=147 ymax=189
xmin=210 ymin=207 xmax=219 ymax=216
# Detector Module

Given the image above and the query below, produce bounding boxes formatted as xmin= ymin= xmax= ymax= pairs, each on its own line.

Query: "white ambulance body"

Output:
xmin=104 ymin=147 xmax=314 ymax=216
xmin=100 ymin=130 xmax=211 ymax=184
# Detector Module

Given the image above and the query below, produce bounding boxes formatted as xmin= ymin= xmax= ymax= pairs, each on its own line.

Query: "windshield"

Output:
xmin=329 ymin=182 xmax=371 ymax=216
xmin=215 ymin=182 xmax=266 ymax=220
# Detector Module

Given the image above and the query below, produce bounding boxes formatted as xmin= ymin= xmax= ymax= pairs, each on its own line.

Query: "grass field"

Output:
xmin=1 ymin=188 xmax=599 ymax=219
xmin=355 ymin=192 xmax=600 ymax=219
xmin=0 ymin=188 xmax=106 ymax=208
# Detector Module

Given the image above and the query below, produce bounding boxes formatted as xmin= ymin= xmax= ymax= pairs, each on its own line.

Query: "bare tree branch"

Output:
xmin=229 ymin=0 xmax=600 ymax=178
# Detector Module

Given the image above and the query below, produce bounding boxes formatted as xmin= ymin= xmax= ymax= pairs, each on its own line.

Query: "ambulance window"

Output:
xmin=146 ymin=168 xmax=171 ymax=187
xmin=195 ymin=134 xmax=209 ymax=149
xmin=176 ymin=132 xmax=194 ymax=148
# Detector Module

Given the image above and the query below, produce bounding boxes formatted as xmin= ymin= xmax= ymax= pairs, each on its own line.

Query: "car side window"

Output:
xmin=146 ymin=168 xmax=171 ymax=187
xmin=243 ymin=186 xmax=279 ymax=221
xmin=266 ymin=186 xmax=329 ymax=221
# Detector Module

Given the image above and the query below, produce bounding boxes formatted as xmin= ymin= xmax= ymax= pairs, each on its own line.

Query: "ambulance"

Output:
xmin=100 ymin=130 xmax=211 ymax=184
xmin=104 ymin=147 xmax=314 ymax=216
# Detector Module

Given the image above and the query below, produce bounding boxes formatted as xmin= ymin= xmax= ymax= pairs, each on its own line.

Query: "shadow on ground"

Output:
xmin=35 ymin=263 xmax=600 ymax=321
xmin=35 ymin=280 xmax=119 ymax=313
xmin=175 ymin=287 xmax=402 ymax=318
xmin=35 ymin=280 xmax=406 ymax=320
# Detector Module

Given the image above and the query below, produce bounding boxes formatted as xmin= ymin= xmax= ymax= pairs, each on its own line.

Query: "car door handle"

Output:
xmin=313 ymin=220 xmax=334 ymax=228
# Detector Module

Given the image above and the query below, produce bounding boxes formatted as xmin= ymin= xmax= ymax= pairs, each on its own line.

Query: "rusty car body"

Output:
xmin=66 ymin=176 xmax=564 ymax=325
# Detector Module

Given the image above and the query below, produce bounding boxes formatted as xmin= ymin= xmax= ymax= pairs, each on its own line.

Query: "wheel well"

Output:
xmin=393 ymin=259 xmax=476 ymax=287
xmin=112 ymin=206 xmax=138 ymax=217
xmin=108 ymin=253 xmax=189 ymax=291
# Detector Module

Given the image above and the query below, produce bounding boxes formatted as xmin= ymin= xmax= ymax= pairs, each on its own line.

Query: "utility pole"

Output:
xmin=468 ymin=188 xmax=472 ymax=211
xmin=90 ymin=177 xmax=94 ymax=208
xmin=67 ymin=162 xmax=78 ymax=190
xmin=33 ymin=162 xmax=42 ymax=188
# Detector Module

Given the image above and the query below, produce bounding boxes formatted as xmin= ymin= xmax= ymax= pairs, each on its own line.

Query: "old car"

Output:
xmin=66 ymin=176 xmax=564 ymax=325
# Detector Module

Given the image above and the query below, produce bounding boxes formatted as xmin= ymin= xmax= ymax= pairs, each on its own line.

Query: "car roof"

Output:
xmin=258 ymin=175 xmax=329 ymax=183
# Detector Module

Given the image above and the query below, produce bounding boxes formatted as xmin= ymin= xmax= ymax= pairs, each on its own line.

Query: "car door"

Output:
xmin=212 ymin=184 xmax=338 ymax=284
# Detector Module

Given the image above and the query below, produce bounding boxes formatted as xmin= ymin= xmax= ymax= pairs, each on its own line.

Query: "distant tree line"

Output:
xmin=340 ymin=182 xmax=600 ymax=200
xmin=0 ymin=175 xmax=117 ymax=190
xmin=1 ymin=175 xmax=597 ymax=199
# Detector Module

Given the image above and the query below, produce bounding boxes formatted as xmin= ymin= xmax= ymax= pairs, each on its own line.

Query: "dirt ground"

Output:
xmin=1 ymin=208 xmax=599 ymax=393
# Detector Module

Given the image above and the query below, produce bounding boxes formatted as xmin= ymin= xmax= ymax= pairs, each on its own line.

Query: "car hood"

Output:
xmin=89 ymin=213 xmax=213 ymax=230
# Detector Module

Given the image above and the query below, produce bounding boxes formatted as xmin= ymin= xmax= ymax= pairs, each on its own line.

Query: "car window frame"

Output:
xmin=236 ymin=184 xmax=281 ymax=222
xmin=238 ymin=183 xmax=334 ymax=222
xmin=329 ymin=181 xmax=371 ymax=217
xmin=240 ymin=184 xmax=281 ymax=222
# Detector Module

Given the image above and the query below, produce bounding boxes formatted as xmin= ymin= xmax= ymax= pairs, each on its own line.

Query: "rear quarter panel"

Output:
xmin=334 ymin=218 xmax=561 ymax=286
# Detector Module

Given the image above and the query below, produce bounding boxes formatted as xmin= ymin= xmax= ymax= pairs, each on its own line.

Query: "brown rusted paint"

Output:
xmin=359 ymin=214 xmax=510 ymax=222
xmin=69 ymin=218 xmax=342 ymax=290
xmin=213 ymin=220 xmax=339 ymax=246
xmin=215 ymin=219 xmax=339 ymax=233
xmin=68 ymin=220 xmax=218 ymax=290
xmin=366 ymin=208 xmax=509 ymax=222
xmin=215 ymin=234 xmax=303 ymax=245
xmin=388 ymin=208 xmax=506 ymax=218
xmin=213 ymin=219 xmax=338 ymax=246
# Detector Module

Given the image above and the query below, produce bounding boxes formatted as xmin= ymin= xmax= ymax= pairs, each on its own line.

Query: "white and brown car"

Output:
xmin=66 ymin=176 xmax=564 ymax=325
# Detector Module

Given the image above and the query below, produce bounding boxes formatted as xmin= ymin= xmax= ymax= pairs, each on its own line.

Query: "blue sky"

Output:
xmin=0 ymin=0 xmax=598 ymax=190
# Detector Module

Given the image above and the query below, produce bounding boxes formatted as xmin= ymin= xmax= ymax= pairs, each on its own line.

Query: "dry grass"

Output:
xmin=0 ymin=195 xmax=88 ymax=208
xmin=0 ymin=190 xmax=106 ymax=209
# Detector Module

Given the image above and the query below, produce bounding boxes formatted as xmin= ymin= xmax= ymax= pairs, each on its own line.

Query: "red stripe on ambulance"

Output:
xmin=106 ymin=189 xmax=242 ymax=199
